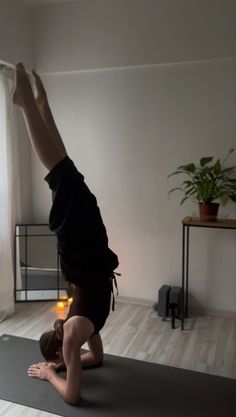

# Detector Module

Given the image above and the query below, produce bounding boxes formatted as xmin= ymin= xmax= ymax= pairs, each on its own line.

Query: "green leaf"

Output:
xmin=213 ymin=159 xmax=221 ymax=174
xmin=168 ymin=170 xmax=190 ymax=178
xmin=200 ymin=157 xmax=213 ymax=167
xmin=168 ymin=187 xmax=184 ymax=196
xmin=180 ymin=196 xmax=189 ymax=205
xmin=222 ymin=166 xmax=236 ymax=175
xmin=168 ymin=166 xmax=197 ymax=178
xmin=180 ymin=163 xmax=196 ymax=173
xmin=182 ymin=180 xmax=193 ymax=188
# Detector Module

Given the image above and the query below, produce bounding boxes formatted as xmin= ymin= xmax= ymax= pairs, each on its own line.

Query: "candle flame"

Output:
xmin=56 ymin=301 xmax=65 ymax=310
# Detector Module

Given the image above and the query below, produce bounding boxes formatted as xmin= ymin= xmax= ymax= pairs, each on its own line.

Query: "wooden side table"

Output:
xmin=181 ymin=217 xmax=236 ymax=329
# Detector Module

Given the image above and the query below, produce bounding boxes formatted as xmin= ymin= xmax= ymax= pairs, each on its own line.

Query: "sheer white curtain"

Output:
xmin=0 ymin=67 xmax=21 ymax=320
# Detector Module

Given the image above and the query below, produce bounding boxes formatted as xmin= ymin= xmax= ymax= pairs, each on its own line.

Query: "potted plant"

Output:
xmin=168 ymin=148 xmax=236 ymax=221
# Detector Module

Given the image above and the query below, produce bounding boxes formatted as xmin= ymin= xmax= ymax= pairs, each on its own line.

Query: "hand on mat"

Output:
xmin=36 ymin=361 xmax=64 ymax=371
xmin=28 ymin=362 xmax=56 ymax=381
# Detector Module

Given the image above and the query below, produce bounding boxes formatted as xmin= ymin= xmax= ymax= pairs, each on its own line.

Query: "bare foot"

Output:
xmin=32 ymin=70 xmax=48 ymax=109
xmin=13 ymin=63 xmax=34 ymax=107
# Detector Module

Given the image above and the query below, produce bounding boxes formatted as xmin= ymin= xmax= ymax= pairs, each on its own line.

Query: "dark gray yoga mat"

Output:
xmin=0 ymin=334 xmax=235 ymax=417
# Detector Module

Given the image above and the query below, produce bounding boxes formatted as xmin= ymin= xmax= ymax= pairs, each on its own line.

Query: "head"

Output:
xmin=39 ymin=319 xmax=64 ymax=363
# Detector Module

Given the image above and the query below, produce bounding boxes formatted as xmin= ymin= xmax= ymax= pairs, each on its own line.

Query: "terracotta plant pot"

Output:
xmin=198 ymin=203 xmax=219 ymax=221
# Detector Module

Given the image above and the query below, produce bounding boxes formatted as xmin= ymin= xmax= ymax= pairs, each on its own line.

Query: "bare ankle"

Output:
xmin=37 ymin=100 xmax=49 ymax=112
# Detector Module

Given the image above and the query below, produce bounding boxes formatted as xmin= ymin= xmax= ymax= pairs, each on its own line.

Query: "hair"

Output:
xmin=39 ymin=319 xmax=64 ymax=361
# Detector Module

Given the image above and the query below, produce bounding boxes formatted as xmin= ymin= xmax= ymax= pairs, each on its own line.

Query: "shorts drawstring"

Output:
xmin=110 ymin=272 xmax=121 ymax=311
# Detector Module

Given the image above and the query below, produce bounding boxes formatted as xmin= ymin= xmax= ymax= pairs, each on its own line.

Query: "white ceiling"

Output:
xmin=12 ymin=0 xmax=76 ymax=7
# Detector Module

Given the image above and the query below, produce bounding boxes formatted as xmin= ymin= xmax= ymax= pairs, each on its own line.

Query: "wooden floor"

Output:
xmin=0 ymin=301 xmax=236 ymax=417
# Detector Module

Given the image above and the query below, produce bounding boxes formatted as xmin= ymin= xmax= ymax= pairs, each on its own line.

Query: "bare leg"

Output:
xmin=13 ymin=63 xmax=67 ymax=172
xmin=32 ymin=70 xmax=67 ymax=156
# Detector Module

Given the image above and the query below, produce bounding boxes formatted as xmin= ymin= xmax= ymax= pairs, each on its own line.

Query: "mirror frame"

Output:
xmin=14 ymin=223 xmax=68 ymax=302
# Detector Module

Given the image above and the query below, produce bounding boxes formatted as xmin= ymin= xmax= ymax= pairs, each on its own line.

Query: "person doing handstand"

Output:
xmin=13 ymin=63 xmax=119 ymax=405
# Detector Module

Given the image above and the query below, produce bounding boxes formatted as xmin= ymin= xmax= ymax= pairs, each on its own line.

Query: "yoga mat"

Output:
xmin=0 ymin=333 xmax=235 ymax=417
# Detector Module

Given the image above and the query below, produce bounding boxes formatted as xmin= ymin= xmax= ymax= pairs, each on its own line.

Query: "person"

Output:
xmin=13 ymin=63 xmax=119 ymax=405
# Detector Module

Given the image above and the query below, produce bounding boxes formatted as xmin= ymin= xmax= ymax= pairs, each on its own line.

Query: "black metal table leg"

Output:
xmin=25 ymin=225 xmax=28 ymax=301
xmin=181 ymin=224 xmax=186 ymax=330
xmin=185 ymin=225 xmax=190 ymax=318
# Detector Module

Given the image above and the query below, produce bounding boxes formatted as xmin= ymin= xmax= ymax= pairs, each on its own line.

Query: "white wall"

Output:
xmin=0 ymin=1 xmax=33 ymax=67
xmin=0 ymin=1 xmax=34 ymax=222
xmin=31 ymin=0 xmax=236 ymax=312
xmin=33 ymin=0 xmax=236 ymax=72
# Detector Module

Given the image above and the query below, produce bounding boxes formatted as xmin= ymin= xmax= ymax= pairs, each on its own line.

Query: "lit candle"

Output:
xmin=68 ymin=297 xmax=73 ymax=305
xmin=56 ymin=301 xmax=65 ymax=311
xmin=58 ymin=295 xmax=68 ymax=307
xmin=59 ymin=295 xmax=68 ymax=301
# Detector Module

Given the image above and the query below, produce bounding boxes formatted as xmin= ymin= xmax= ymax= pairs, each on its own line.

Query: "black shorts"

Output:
xmin=44 ymin=156 xmax=119 ymax=288
xmin=65 ymin=280 xmax=112 ymax=334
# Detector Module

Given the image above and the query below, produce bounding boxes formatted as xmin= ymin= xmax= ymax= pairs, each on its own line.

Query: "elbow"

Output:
xmin=90 ymin=354 xmax=104 ymax=369
xmin=68 ymin=398 xmax=80 ymax=406
xmin=64 ymin=391 xmax=81 ymax=406
xmin=65 ymin=394 xmax=81 ymax=406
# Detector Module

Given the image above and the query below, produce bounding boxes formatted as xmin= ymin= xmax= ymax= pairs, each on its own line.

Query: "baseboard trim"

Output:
xmin=189 ymin=307 xmax=236 ymax=320
xmin=116 ymin=295 xmax=154 ymax=307
xmin=116 ymin=296 xmax=236 ymax=319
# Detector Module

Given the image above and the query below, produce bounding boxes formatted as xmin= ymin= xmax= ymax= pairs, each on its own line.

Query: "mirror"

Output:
xmin=15 ymin=224 xmax=68 ymax=301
